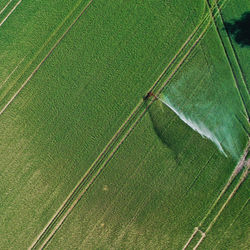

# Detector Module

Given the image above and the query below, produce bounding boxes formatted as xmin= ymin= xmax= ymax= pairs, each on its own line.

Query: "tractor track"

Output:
xmin=29 ymin=1 xmax=231 ymax=248
xmin=182 ymin=143 xmax=249 ymax=249
xmin=206 ymin=0 xmax=249 ymax=119
xmin=0 ymin=0 xmax=93 ymax=112
xmin=0 ymin=0 xmax=13 ymax=16
xmin=0 ymin=0 xmax=21 ymax=27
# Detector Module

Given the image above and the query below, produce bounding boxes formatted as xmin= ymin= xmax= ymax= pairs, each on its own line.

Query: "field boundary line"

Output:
xmin=205 ymin=165 xmax=249 ymax=234
xmin=0 ymin=0 xmax=21 ymax=27
xmin=29 ymin=2 xmax=231 ymax=248
xmin=183 ymin=227 xmax=199 ymax=249
xmin=151 ymin=0 xmax=228 ymax=95
xmin=0 ymin=0 xmax=13 ymax=16
xmin=0 ymin=0 xmax=94 ymax=116
xmin=193 ymin=230 xmax=206 ymax=250
xmin=206 ymin=0 xmax=249 ymax=119
xmin=154 ymin=0 xmax=230 ymax=97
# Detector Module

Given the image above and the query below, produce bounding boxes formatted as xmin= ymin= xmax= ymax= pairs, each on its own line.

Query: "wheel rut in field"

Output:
xmin=29 ymin=2 xmax=231 ymax=248
xmin=0 ymin=0 xmax=93 ymax=113
xmin=182 ymin=143 xmax=249 ymax=249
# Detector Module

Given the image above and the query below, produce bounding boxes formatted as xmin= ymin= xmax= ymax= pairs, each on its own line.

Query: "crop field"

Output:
xmin=0 ymin=0 xmax=249 ymax=249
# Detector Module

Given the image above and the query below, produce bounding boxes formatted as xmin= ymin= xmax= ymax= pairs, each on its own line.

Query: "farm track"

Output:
xmin=0 ymin=56 xmax=26 ymax=89
xmin=0 ymin=0 xmax=93 ymax=112
xmin=182 ymin=144 xmax=249 ymax=249
xmin=0 ymin=0 xmax=13 ymax=16
xmin=80 ymin=145 xmax=156 ymax=246
xmin=207 ymin=0 xmax=249 ymax=119
xmin=0 ymin=0 xmax=22 ymax=27
xmin=29 ymin=1 xmax=234 ymax=249
xmin=212 ymin=197 xmax=249 ymax=250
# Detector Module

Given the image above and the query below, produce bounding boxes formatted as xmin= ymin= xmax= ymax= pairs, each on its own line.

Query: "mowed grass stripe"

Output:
xmin=206 ymin=0 xmax=249 ymax=118
xmin=30 ymin=3 xmax=232 ymax=247
xmin=0 ymin=0 xmax=92 ymax=111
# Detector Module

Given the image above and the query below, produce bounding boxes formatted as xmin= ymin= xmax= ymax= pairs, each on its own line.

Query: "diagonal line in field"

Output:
xmin=206 ymin=0 xmax=249 ymax=119
xmin=153 ymin=0 xmax=229 ymax=99
xmin=199 ymin=143 xmax=249 ymax=227
xmin=182 ymin=143 xmax=249 ymax=249
xmin=214 ymin=0 xmax=249 ymax=91
xmin=29 ymin=2 xmax=232 ymax=248
xmin=0 ymin=0 xmax=94 ymax=116
xmin=212 ymin=197 xmax=249 ymax=250
xmin=205 ymin=165 xmax=249 ymax=234
xmin=80 ymin=144 xmax=156 ymax=245
xmin=0 ymin=0 xmax=13 ymax=16
xmin=0 ymin=56 xmax=26 ymax=89
xmin=183 ymin=227 xmax=199 ymax=250
xmin=194 ymin=165 xmax=249 ymax=249
xmin=0 ymin=0 xmax=21 ymax=27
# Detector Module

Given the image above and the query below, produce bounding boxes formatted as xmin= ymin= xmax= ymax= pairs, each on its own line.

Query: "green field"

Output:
xmin=45 ymin=102 xmax=236 ymax=249
xmin=0 ymin=0 xmax=249 ymax=249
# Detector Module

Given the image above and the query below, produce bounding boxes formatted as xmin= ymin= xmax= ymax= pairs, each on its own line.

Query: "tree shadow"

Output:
xmin=224 ymin=11 xmax=250 ymax=47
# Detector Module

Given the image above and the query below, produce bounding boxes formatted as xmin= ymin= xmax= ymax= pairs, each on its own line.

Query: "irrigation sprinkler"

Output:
xmin=143 ymin=91 xmax=159 ymax=101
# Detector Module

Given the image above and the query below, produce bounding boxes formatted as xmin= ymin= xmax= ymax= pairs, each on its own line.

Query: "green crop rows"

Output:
xmin=0 ymin=0 xmax=249 ymax=249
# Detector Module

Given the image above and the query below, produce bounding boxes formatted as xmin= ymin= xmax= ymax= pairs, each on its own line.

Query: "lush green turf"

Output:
xmin=0 ymin=0 xmax=206 ymax=248
xmin=46 ymin=101 xmax=235 ymax=249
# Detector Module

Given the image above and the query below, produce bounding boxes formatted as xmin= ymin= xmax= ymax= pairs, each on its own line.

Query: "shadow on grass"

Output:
xmin=224 ymin=12 xmax=250 ymax=47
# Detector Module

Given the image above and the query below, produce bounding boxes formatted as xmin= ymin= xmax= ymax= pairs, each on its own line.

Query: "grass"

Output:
xmin=0 ymin=0 xmax=206 ymax=249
